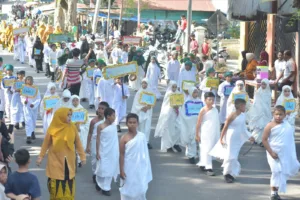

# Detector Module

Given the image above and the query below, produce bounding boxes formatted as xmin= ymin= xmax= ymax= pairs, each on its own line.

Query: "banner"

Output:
xmin=206 ymin=78 xmax=220 ymax=88
xmin=170 ymin=94 xmax=184 ymax=107
xmin=48 ymin=34 xmax=73 ymax=43
xmin=21 ymin=85 xmax=38 ymax=98
xmin=71 ymin=109 xmax=88 ymax=123
xmin=256 ymin=66 xmax=268 ymax=80
xmin=122 ymin=36 xmax=142 ymax=45
xmin=43 ymin=96 xmax=60 ymax=110
xmin=103 ymin=62 xmax=138 ymax=80
xmin=185 ymin=101 xmax=203 ymax=116
xmin=13 ymin=27 xmax=30 ymax=35
xmin=139 ymin=91 xmax=156 ymax=106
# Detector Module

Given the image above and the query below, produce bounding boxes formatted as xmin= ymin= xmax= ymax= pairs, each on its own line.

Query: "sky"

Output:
xmin=211 ymin=0 xmax=228 ymax=13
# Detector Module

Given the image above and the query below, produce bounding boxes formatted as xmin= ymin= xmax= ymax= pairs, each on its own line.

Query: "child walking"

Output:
xmin=86 ymin=101 xmax=110 ymax=183
xmin=200 ymin=68 xmax=217 ymax=104
xmin=95 ymin=108 xmax=119 ymax=196
xmin=210 ymin=99 xmax=255 ymax=183
xmin=195 ymin=92 xmax=220 ymax=175
xmin=154 ymin=81 xmax=182 ymax=153
xmin=11 ymin=70 xmax=25 ymax=130
xmin=248 ymin=79 xmax=272 ymax=145
xmin=177 ymin=87 xmax=203 ymax=164
xmin=262 ymin=105 xmax=300 ymax=200
xmin=217 ymin=71 xmax=233 ymax=126
xmin=119 ymin=113 xmax=152 ymax=200
xmin=20 ymin=76 xmax=41 ymax=144
xmin=131 ymin=78 xmax=154 ymax=149
xmin=40 ymin=82 xmax=58 ymax=134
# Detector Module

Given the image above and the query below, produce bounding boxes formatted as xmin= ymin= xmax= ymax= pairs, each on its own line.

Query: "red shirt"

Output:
xmin=202 ymin=42 xmax=209 ymax=55
xmin=190 ymin=40 xmax=199 ymax=53
xmin=181 ymin=19 xmax=187 ymax=31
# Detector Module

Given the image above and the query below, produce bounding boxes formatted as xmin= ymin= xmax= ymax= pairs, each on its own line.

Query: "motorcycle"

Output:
xmin=210 ymin=39 xmax=230 ymax=61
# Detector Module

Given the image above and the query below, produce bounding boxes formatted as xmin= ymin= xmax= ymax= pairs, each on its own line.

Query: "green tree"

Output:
xmin=123 ymin=0 xmax=149 ymax=18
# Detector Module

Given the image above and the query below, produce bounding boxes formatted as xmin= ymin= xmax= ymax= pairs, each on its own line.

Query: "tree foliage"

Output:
xmin=123 ymin=0 xmax=149 ymax=17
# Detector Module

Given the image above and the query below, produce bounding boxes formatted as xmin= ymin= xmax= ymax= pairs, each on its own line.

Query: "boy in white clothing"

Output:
xmin=262 ymin=105 xmax=300 ymax=200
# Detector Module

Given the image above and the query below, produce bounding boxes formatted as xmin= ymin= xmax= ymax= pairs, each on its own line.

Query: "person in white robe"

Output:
xmin=2 ymin=64 xmax=17 ymax=133
xmin=26 ymin=36 xmax=35 ymax=67
xmin=131 ymin=78 xmax=154 ymax=149
xmin=95 ymin=42 xmax=108 ymax=64
xmin=112 ymin=78 xmax=130 ymax=132
xmin=119 ymin=114 xmax=152 ymax=200
xmin=129 ymin=49 xmax=145 ymax=91
xmin=79 ymin=59 xmax=96 ymax=108
xmin=13 ymin=35 xmax=19 ymax=61
xmin=95 ymin=108 xmax=119 ymax=195
xmin=195 ymin=92 xmax=220 ymax=175
xmin=111 ymin=42 xmax=123 ymax=64
xmin=49 ymin=44 xmax=58 ymax=81
xmin=53 ymin=89 xmax=72 ymax=112
xmin=210 ymin=99 xmax=254 ymax=183
xmin=226 ymin=80 xmax=250 ymax=118
xmin=71 ymin=95 xmax=90 ymax=166
xmin=93 ymin=59 xmax=105 ymax=107
xmin=247 ymin=79 xmax=272 ymax=144
xmin=177 ymin=87 xmax=202 ymax=163
xmin=154 ymin=81 xmax=182 ymax=153
xmin=20 ymin=76 xmax=41 ymax=144
xmin=262 ymin=107 xmax=300 ymax=198
xmin=10 ymin=70 xmax=25 ymax=129
xmin=96 ymin=77 xmax=114 ymax=107
xmin=166 ymin=51 xmax=180 ymax=84
xmin=177 ymin=61 xmax=196 ymax=100
xmin=17 ymin=35 xmax=26 ymax=64
xmin=275 ymin=85 xmax=297 ymax=127
xmin=121 ymin=45 xmax=129 ymax=64
xmin=146 ymin=56 xmax=161 ymax=99
xmin=40 ymin=82 xmax=58 ymax=134
xmin=200 ymin=67 xmax=217 ymax=104
xmin=218 ymin=71 xmax=234 ymax=125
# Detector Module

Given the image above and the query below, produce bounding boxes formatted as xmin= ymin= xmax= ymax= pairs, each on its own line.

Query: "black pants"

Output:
xmin=35 ymin=59 xmax=43 ymax=71
xmin=69 ymin=83 xmax=81 ymax=96
xmin=50 ymin=72 xmax=55 ymax=81
xmin=279 ymin=80 xmax=294 ymax=91
xmin=45 ymin=63 xmax=50 ymax=75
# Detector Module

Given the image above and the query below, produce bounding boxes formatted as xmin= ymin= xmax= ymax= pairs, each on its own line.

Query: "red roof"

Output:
xmin=115 ymin=0 xmax=215 ymax=12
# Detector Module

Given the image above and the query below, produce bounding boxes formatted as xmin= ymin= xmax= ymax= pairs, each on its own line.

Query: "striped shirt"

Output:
xmin=65 ymin=58 xmax=84 ymax=85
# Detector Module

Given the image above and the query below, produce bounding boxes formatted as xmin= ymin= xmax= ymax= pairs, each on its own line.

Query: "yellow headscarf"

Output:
xmin=48 ymin=107 xmax=77 ymax=152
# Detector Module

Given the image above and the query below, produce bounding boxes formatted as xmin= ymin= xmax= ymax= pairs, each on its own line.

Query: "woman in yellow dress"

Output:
xmin=36 ymin=108 xmax=86 ymax=200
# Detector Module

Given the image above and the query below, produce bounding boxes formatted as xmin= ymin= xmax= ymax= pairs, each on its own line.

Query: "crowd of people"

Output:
xmin=0 ymin=18 xmax=299 ymax=200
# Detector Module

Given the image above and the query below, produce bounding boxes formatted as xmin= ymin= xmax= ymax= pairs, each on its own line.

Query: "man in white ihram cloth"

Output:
xmin=146 ymin=56 xmax=161 ymax=99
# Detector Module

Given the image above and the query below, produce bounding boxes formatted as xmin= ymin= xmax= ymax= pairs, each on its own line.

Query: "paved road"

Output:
xmin=1 ymin=52 xmax=300 ymax=200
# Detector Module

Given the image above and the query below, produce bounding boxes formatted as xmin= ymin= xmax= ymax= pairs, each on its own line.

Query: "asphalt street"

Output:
xmin=1 ymin=51 xmax=300 ymax=200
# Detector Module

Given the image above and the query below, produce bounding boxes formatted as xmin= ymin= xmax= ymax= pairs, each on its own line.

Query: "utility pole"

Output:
xmin=118 ymin=0 xmax=124 ymax=31
xmin=107 ymin=0 xmax=111 ymax=39
xmin=186 ymin=0 xmax=192 ymax=53
xmin=216 ymin=9 xmax=220 ymax=64
xmin=92 ymin=0 xmax=102 ymax=34
xmin=137 ymin=0 xmax=140 ymax=33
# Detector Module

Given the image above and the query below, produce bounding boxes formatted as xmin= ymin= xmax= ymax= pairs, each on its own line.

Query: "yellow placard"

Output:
xmin=138 ymin=91 xmax=156 ymax=106
xmin=103 ymin=62 xmax=138 ymax=80
xmin=0 ymin=74 xmax=4 ymax=82
xmin=283 ymin=98 xmax=296 ymax=113
xmin=3 ymin=78 xmax=16 ymax=88
xmin=170 ymin=94 xmax=184 ymax=107
xmin=182 ymin=81 xmax=196 ymax=91
xmin=206 ymin=78 xmax=220 ymax=88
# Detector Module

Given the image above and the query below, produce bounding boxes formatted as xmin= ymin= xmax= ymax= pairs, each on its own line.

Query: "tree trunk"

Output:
xmin=137 ymin=0 xmax=140 ymax=33
xmin=54 ymin=0 xmax=66 ymax=31
xmin=92 ymin=0 xmax=102 ymax=34
xmin=118 ymin=0 xmax=124 ymax=31
xmin=107 ymin=0 xmax=111 ymax=38
xmin=65 ymin=0 xmax=78 ymax=32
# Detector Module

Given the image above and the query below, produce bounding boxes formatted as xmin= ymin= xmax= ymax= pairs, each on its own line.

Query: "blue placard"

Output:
xmin=71 ymin=110 xmax=87 ymax=123
xmin=15 ymin=81 xmax=24 ymax=90
xmin=87 ymin=68 xmax=95 ymax=78
xmin=284 ymin=100 xmax=296 ymax=113
xmin=185 ymin=101 xmax=204 ymax=116
xmin=21 ymin=85 xmax=37 ymax=98
xmin=103 ymin=62 xmax=137 ymax=79
xmin=224 ymin=85 xmax=234 ymax=96
xmin=34 ymin=48 xmax=41 ymax=55
xmin=44 ymin=97 xmax=60 ymax=110
xmin=233 ymin=93 xmax=246 ymax=101
xmin=139 ymin=92 xmax=156 ymax=106
xmin=51 ymin=59 xmax=57 ymax=65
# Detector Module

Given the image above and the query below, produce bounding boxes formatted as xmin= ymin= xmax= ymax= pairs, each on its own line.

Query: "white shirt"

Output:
xmin=167 ymin=59 xmax=180 ymax=81
xmin=274 ymin=59 xmax=286 ymax=81
xmin=114 ymin=30 xmax=121 ymax=39
xmin=283 ymin=58 xmax=296 ymax=82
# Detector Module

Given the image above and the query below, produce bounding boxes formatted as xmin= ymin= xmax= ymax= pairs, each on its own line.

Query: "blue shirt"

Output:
xmin=5 ymin=171 xmax=41 ymax=198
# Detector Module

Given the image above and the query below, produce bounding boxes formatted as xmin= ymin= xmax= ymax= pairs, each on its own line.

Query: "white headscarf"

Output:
xmin=276 ymin=85 xmax=294 ymax=106
xmin=232 ymin=80 xmax=245 ymax=93
xmin=71 ymin=95 xmax=83 ymax=109
xmin=166 ymin=80 xmax=178 ymax=95
xmin=256 ymin=79 xmax=271 ymax=96
xmin=54 ymin=89 xmax=72 ymax=110
xmin=187 ymin=87 xmax=199 ymax=101
xmin=246 ymin=53 xmax=255 ymax=61
xmin=44 ymin=82 xmax=57 ymax=97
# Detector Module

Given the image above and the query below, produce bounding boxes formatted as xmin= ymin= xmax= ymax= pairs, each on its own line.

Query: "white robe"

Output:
xmin=154 ymin=90 xmax=181 ymax=152
xmin=79 ymin=68 xmax=95 ymax=105
xmin=26 ymin=40 xmax=35 ymax=66
xmin=247 ymin=84 xmax=272 ymax=143
xmin=267 ymin=121 xmax=300 ymax=193
xmin=120 ymin=132 xmax=152 ymax=200
xmin=177 ymin=69 xmax=196 ymax=92
xmin=196 ymin=107 xmax=220 ymax=169
xmin=210 ymin=113 xmax=251 ymax=177
xmin=10 ymin=82 xmax=24 ymax=124
xmin=17 ymin=39 xmax=26 ymax=63
xmin=129 ymin=65 xmax=145 ymax=91
xmin=275 ymin=91 xmax=297 ymax=127
xmin=49 ymin=50 xmax=58 ymax=73
xmin=146 ymin=63 xmax=161 ymax=99
xmin=95 ymin=124 xmax=120 ymax=191
xmin=166 ymin=59 xmax=180 ymax=82
xmin=226 ymin=91 xmax=250 ymax=118
xmin=2 ymin=75 xmax=17 ymax=122
xmin=91 ymin=119 xmax=105 ymax=175
xmin=177 ymin=96 xmax=202 ymax=158
xmin=131 ymin=88 xmax=153 ymax=142
xmin=21 ymin=89 xmax=41 ymax=137
xmin=111 ymin=47 xmax=122 ymax=64
xmin=112 ymin=84 xmax=130 ymax=125
xmin=217 ymin=81 xmax=231 ymax=123
xmin=199 ymin=77 xmax=217 ymax=105
xmin=95 ymin=49 xmax=108 ymax=64
xmin=96 ymin=78 xmax=114 ymax=107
